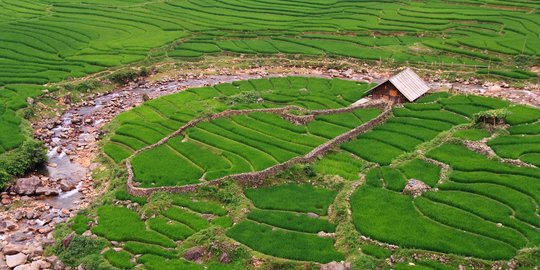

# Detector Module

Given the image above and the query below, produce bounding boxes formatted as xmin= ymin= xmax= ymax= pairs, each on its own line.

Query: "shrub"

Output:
xmin=57 ymin=235 xmax=108 ymax=266
xmin=64 ymin=80 xmax=102 ymax=92
xmin=0 ymin=169 xmax=10 ymax=190
xmin=108 ymin=68 xmax=148 ymax=84
xmin=72 ymin=215 xmax=92 ymax=235
xmin=0 ymin=139 xmax=47 ymax=187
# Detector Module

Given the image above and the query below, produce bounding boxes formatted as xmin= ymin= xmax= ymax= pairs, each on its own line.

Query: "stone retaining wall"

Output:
xmin=127 ymin=101 xmax=392 ymax=197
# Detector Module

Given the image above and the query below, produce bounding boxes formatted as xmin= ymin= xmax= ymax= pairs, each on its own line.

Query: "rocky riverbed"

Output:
xmin=0 ymin=66 xmax=538 ymax=269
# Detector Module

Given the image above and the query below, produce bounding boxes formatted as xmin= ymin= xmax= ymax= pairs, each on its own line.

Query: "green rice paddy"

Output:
xmin=76 ymin=78 xmax=540 ymax=268
xmin=227 ymin=184 xmax=343 ymax=263
xmin=0 ymin=0 xmax=537 ymax=268
xmin=88 ymin=195 xmax=230 ymax=269
xmin=2 ymin=0 xmax=540 ymax=160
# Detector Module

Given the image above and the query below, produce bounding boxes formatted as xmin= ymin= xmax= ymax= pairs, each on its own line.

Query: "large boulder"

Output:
xmin=13 ymin=176 xmax=41 ymax=195
xmin=2 ymin=244 xmax=24 ymax=255
xmin=6 ymin=253 xmax=28 ymax=268
xmin=59 ymin=178 xmax=77 ymax=192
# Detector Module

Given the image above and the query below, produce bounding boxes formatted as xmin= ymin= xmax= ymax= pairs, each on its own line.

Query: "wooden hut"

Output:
xmin=368 ymin=68 xmax=430 ymax=103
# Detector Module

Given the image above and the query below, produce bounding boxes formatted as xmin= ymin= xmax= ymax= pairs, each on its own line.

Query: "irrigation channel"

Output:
xmin=0 ymin=68 xmax=538 ymax=267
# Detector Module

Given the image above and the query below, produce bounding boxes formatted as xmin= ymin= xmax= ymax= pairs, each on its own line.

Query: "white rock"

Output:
xmin=6 ymin=253 xmax=27 ymax=268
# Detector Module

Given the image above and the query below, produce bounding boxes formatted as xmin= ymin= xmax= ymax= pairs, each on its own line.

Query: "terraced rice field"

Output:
xmin=349 ymin=98 xmax=540 ymax=260
xmin=226 ymin=184 xmax=343 ymax=263
xmin=2 ymin=0 xmax=540 ymax=157
xmin=488 ymin=105 xmax=540 ymax=166
xmin=341 ymin=93 xmax=508 ymax=165
xmin=131 ymin=108 xmax=380 ymax=187
xmin=79 ymin=83 xmax=540 ymax=268
xmin=87 ymin=195 xmax=233 ymax=270
xmin=104 ymin=76 xmax=374 ymax=180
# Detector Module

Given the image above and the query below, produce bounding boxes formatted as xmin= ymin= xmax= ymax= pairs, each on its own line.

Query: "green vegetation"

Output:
xmin=312 ymin=151 xmax=366 ymax=180
xmin=245 ymin=184 xmax=337 ymax=215
xmin=137 ymin=254 xmax=203 ymax=270
xmin=105 ymin=77 xmax=371 ymax=165
xmin=486 ymin=105 xmax=540 ymax=165
xmin=0 ymin=140 xmax=47 ymax=188
xmin=72 ymin=215 xmax=92 ymax=235
xmin=351 ymin=186 xmax=516 ymax=260
xmin=92 ymin=206 xmax=176 ymax=247
xmin=247 ymin=209 xmax=335 ymax=233
xmin=103 ymin=249 xmax=134 ymax=269
xmin=398 ymin=159 xmax=441 ymax=187
xmin=122 ymin=77 xmax=379 ymax=187
xmin=55 ymin=235 xmax=109 ymax=267
xmin=342 ymin=94 xmax=501 ymax=165
xmin=227 ymin=220 xmax=343 ymax=263
xmin=90 ymin=83 xmax=540 ymax=266
xmin=123 ymin=242 xmax=175 ymax=259
xmin=227 ymin=183 xmax=342 ymax=263
xmin=361 ymin=244 xmax=392 ymax=259
xmin=2 ymin=0 xmax=540 ymax=170
xmin=115 ymin=190 xmax=147 ymax=205
xmin=453 ymin=128 xmax=491 ymax=141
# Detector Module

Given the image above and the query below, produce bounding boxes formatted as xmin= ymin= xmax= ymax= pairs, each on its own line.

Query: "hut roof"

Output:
xmin=371 ymin=68 xmax=430 ymax=102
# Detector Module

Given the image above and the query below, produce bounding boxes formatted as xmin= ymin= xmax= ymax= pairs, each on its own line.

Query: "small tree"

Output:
xmin=0 ymin=169 xmax=11 ymax=190
xmin=474 ymin=108 xmax=510 ymax=125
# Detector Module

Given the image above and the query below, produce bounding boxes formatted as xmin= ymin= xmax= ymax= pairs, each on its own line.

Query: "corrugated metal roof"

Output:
xmin=370 ymin=68 xmax=430 ymax=102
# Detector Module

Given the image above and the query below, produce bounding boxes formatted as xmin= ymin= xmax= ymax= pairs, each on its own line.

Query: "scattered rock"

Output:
xmin=35 ymin=187 xmax=60 ymax=196
xmin=60 ymin=178 xmax=77 ymax=192
xmin=318 ymin=231 xmax=336 ymax=238
xmin=3 ymin=244 xmax=24 ymax=255
xmin=320 ymin=261 xmax=352 ymax=270
xmin=12 ymin=176 xmax=41 ymax=195
xmin=184 ymin=247 xmax=206 ymax=262
xmin=0 ymin=220 xmax=19 ymax=232
xmin=62 ymin=232 xmax=76 ymax=249
xmin=219 ymin=252 xmax=230 ymax=264
xmin=6 ymin=253 xmax=28 ymax=268
xmin=402 ymin=179 xmax=431 ymax=197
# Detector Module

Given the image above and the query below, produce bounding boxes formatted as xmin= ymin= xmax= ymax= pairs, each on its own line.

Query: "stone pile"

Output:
xmin=402 ymin=179 xmax=431 ymax=197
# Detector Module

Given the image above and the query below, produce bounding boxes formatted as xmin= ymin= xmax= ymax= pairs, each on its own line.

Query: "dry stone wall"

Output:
xmin=127 ymin=101 xmax=392 ymax=196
